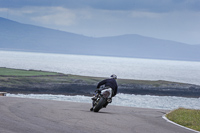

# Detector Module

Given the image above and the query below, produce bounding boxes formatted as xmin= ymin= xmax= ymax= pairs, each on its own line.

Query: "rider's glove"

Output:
xmin=95 ymin=89 xmax=101 ymax=93
xmin=98 ymin=90 xmax=101 ymax=93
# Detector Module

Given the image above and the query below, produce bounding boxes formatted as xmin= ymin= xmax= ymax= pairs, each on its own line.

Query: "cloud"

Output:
xmin=0 ymin=6 xmax=77 ymax=26
xmin=1 ymin=0 xmax=200 ymax=12
xmin=0 ymin=8 xmax=8 ymax=12
xmin=130 ymin=11 xmax=161 ymax=18
xmin=1 ymin=0 xmax=200 ymax=44
xmin=30 ymin=7 xmax=77 ymax=26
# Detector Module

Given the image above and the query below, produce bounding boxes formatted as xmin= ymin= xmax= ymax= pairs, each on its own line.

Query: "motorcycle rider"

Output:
xmin=90 ymin=74 xmax=118 ymax=111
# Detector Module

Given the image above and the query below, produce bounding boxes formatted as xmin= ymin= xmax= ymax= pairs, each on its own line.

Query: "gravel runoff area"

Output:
xmin=0 ymin=97 xmax=196 ymax=133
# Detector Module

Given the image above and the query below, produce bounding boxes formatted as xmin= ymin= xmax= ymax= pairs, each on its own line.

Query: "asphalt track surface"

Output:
xmin=0 ymin=97 xmax=196 ymax=133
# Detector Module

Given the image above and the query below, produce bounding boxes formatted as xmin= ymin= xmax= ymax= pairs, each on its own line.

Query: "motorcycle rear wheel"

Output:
xmin=93 ymin=97 xmax=106 ymax=112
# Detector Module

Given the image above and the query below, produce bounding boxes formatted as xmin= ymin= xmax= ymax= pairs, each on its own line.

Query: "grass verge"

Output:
xmin=166 ymin=108 xmax=200 ymax=131
xmin=0 ymin=67 xmax=61 ymax=76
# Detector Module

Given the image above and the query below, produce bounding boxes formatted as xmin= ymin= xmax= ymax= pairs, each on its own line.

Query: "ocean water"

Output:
xmin=1 ymin=50 xmax=200 ymax=110
xmin=1 ymin=50 xmax=200 ymax=85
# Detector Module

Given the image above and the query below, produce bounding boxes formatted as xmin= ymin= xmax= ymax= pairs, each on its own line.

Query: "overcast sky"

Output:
xmin=0 ymin=0 xmax=200 ymax=44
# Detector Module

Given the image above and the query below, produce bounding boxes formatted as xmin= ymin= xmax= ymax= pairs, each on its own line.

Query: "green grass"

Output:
xmin=0 ymin=67 xmax=60 ymax=76
xmin=166 ymin=108 xmax=200 ymax=131
xmin=0 ymin=67 xmax=188 ymax=86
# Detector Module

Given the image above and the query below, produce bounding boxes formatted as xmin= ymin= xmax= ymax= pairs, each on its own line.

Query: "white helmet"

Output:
xmin=111 ymin=74 xmax=117 ymax=79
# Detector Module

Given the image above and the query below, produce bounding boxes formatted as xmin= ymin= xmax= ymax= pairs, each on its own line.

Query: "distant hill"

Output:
xmin=1 ymin=17 xmax=200 ymax=61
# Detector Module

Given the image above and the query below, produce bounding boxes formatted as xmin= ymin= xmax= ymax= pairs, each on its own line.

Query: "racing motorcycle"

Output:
xmin=90 ymin=88 xmax=112 ymax=112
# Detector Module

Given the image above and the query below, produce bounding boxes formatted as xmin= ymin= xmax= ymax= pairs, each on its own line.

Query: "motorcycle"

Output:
xmin=90 ymin=88 xmax=112 ymax=112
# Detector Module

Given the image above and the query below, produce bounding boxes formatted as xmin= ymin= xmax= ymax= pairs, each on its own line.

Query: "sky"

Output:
xmin=0 ymin=0 xmax=200 ymax=44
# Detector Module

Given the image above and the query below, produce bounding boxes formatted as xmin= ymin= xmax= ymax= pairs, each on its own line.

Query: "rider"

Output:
xmin=90 ymin=74 xmax=118 ymax=111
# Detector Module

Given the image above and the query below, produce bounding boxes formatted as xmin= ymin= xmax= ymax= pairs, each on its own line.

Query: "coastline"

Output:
xmin=1 ymin=67 xmax=200 ymax=98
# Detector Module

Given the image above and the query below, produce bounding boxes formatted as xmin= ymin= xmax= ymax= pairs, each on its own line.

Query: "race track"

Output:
xmin=0 ymin=97 xmax=195 ymax=133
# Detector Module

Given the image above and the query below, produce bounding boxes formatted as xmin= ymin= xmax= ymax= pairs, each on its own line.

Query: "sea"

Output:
xmin=1 ymin=50 xmax=200 ymax=110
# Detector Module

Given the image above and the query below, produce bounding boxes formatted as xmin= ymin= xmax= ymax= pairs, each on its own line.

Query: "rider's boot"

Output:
xmin=90 ymin=98 xmax=95 ymax=111
xmin=90 ymin=107 xmax=93 ymax=111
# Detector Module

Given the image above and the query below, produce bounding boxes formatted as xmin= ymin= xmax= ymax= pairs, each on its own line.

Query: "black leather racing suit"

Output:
xmin=97 ymin=78 xmax=118 ymax=97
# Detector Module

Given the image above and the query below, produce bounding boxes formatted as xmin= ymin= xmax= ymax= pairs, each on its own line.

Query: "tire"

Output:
xmin=93 ymin=97 xmax=106 ymax=112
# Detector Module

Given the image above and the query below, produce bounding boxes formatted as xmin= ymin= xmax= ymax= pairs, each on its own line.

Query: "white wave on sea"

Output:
xmin=7 ymin=93 xmax=200 ymax=110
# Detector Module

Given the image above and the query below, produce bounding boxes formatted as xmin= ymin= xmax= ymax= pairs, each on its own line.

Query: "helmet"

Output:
xmin=111 ymin=74 xmax=117 ymax=79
